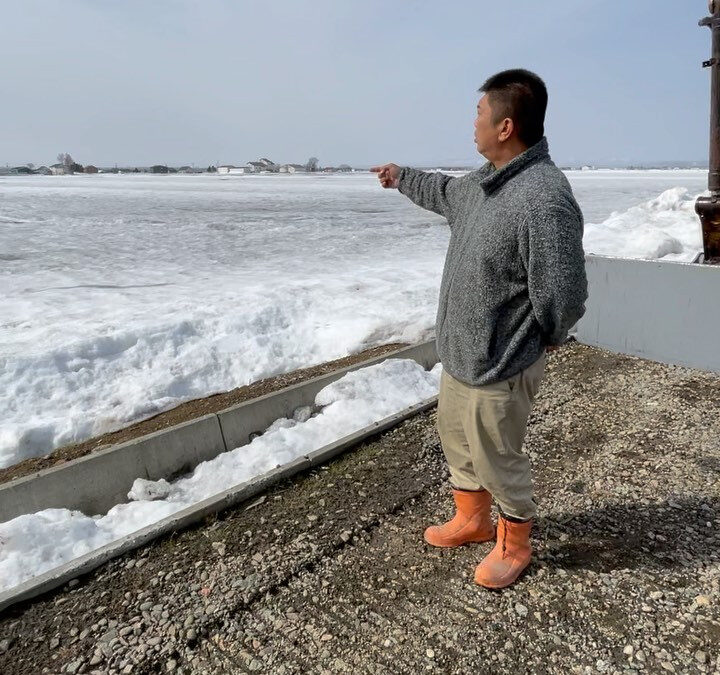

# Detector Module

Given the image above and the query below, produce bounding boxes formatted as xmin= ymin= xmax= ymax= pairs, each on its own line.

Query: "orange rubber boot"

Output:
xmin=424 ymin=489 xmax=495 ymax=548
xmin=474 ymin=515 xmax=532 ymax=589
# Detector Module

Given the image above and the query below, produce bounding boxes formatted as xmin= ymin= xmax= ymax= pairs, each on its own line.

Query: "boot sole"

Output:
xmin=424 ymin=534 xmax=495 ymax=548
xmin=474 ymin=561 xmax=531 ymax=590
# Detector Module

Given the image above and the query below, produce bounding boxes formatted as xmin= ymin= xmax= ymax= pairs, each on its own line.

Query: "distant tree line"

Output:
xmin=4 ymin=152 xmax=355 ymax=176
xmin=57 ymin=153 xmax=84 ymax=174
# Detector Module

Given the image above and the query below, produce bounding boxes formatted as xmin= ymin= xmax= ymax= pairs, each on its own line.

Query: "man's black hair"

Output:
xmin=479 ymin=69 xmax=547 ymax=147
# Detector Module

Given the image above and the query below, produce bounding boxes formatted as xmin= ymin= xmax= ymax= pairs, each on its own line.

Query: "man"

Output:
xmin=371 ymin=69 xmax=587 ymax=589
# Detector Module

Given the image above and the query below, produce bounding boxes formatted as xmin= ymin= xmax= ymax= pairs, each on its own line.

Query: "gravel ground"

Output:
xmin=1 ymin=342 xmax=720 ymax=674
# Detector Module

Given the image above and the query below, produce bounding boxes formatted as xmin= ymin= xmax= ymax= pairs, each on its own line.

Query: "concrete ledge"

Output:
xmin=0 ymin=415 xmax=225 ymax=522
xmin=0 ymin=397 xmax=438 ymax=613
xmin=0 ymin=340 xmax=438 ymax=524
xmin=217 ymin=340 xmax=438 ymax=451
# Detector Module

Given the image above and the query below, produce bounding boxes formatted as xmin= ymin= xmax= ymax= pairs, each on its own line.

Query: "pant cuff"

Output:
xmin=497 ymin=504 xmax=534 ymax=523
xmin=449 ymin=482 xmax=486 ymax=493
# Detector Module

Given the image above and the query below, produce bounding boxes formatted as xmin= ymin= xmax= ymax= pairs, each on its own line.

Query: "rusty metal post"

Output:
xmin=696 ymin=0 xmax=720 ymax=264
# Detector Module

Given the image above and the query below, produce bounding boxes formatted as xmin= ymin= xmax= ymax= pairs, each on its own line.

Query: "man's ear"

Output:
xmin=498 ymin=117 xmax=514 ymax=142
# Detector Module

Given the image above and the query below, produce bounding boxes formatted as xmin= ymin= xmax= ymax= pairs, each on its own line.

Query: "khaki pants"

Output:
xmin=437 ymin=353 xmax=546 ymax=520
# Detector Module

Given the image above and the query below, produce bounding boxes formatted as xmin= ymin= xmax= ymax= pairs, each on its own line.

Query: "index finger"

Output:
xmin=369 ymin=165 xmax=385 ymax=173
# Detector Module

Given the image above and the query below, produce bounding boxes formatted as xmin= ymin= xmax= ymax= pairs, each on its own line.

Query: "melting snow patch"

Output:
xmin=128 ymin=478 xmax=171 ymax=502
xmin=0 ymin=358 xmax=441 ymax=593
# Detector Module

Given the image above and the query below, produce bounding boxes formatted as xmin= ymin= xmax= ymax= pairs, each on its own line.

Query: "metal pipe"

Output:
xmin=696 ymin=0 xmax=720 ymax=264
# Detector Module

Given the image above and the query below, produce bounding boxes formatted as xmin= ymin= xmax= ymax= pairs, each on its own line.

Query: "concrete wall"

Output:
xmin=0 ymin=340 xmax=438 ymax=523
xmin=574 ymin=255 xmax=720 ymax=373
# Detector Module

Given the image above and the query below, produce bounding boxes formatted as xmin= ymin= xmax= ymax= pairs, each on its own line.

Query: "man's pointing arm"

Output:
xmin=371 ymin=163 xmax=456 ymax=220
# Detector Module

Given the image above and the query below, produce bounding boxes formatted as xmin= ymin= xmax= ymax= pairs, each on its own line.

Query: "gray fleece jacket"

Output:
xmin=398 ymin=137 xmax=587 ymax=386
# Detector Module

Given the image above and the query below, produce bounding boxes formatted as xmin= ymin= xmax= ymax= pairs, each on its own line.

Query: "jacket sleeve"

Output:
xmin=397 ymin=167 xmax=457 ymax=221
xmin=522 ymin=200 xmax=588 ymax=346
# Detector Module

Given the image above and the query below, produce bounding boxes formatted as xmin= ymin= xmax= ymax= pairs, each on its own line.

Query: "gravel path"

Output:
xmin=1 ymin=342 xmax=719 ymax=674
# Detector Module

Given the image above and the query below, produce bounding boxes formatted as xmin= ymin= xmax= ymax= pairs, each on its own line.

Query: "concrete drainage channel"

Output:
xmin=0 ymin=340 xmax=438 ymax=612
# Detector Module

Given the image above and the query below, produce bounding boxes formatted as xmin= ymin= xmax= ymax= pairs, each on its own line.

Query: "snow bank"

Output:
xmin=0 ymin=358 xmax=441 ymax=592
xmin=0 ymin=275 xmax=438 ymax=468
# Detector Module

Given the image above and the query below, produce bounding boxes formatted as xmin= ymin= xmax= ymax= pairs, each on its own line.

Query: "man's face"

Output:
xmin=474 ymin=94 xmax=501 ymax=158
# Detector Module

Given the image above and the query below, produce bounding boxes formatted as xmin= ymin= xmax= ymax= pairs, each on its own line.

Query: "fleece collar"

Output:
xmin=478 ymin=137 xmax=550 ymax=194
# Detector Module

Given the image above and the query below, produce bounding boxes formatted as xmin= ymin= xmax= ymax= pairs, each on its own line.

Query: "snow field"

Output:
xmin=0 ymin=171 xmax=709 ymax=468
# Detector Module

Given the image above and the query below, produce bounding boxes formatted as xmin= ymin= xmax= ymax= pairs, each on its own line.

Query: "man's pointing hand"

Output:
xmin=370 ymin=163 xmax=401 ymax=189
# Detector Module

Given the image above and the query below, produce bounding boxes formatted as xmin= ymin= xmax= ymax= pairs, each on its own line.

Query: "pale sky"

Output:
xmin=0 ymin=0 xmax=711 ymax=168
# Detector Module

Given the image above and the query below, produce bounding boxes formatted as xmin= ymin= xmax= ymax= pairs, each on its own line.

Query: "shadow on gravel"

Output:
xmin=537 ymin=497 xmax=720 ymax=574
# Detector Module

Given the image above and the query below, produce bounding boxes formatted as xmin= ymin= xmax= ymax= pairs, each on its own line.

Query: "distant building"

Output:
xmin=151 ymin=165 xmax=169 ymax=174
xmin=0 ymin=166 xmax=33 ymax=175
xmin=35 ymin=166 xmax=52 ymax=175
xmin=244 ymin=158 xmax=279 ymax=173
xmin=218 ymin=165 xmax=250 ymax=175
xmin=320 ymin=165 xmax=352 ymax=173
xmin=276 ymin=163 xmax=314 ymax=174
xmin=50 ymin=164 xmax=68 ymax=175
xmin=257 ymin=158 xmax=277 ymax=171
xmin=84 ymin=165 xmax=99 ymax=174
